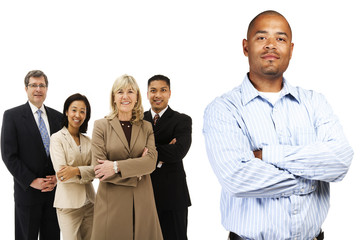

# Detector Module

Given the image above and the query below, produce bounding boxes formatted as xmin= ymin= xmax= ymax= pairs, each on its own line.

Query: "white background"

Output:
xmin=0 ymin=0 xmax=359 ymax=239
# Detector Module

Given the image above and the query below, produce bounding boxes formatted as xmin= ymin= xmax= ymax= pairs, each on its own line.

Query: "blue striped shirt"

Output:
xmin=203 ymin=75 xmax=353 ymax=240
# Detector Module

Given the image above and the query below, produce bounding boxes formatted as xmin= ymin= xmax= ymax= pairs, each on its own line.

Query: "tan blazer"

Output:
xmin=90 ymin=117 xmax=163 ymax=240
xmin=50 ymin=127 xmax=95 ymax=209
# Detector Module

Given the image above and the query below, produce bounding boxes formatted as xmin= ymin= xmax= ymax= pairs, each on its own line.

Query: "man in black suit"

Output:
xmin=1 ymin=70 xmax=62 ymax=240
xmin=144 ymin=75 xmax=192 ymax=240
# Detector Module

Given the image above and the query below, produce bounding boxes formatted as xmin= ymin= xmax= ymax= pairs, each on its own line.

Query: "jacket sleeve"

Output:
xmin=156 ymin=114 xmax=192 ymax=164
xmin=77 ymin=166 xmax=95 ymax=184
xmin=1 ymin=110 xmax=37 ymax=190
xmin=116 ymin=123 xmax=157 ymax=179
xmin=77 ymin=136 xmax=95 ymax=184
xmin=92 ymin=120 xmax=157 ymax=186
xmin=50 ymin=132 xmax=82 ymax=184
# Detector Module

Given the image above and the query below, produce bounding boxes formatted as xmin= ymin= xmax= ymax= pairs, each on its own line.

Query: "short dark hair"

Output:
xmin=247 ymin=10 xmax=292 ymax=40
xmin=62 ymin=93 xmax=91 ymax=133
xmin=148 ymin=74 xmax=171 ymax=89
xmin=24 ymin=70 xmax=48 ymax=87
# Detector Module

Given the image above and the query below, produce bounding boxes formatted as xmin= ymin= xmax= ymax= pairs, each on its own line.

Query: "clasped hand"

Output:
xmin=30 ymin=175 xmax=57 ymax=192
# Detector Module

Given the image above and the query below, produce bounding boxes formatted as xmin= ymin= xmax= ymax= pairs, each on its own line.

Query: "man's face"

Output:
xmin=25 ymin=76 xmax=48 ymax=108
xmin=243 ymin=14 xmax=294 ymax=80
xmin=147 ymin=80 xmax=171 ymax=113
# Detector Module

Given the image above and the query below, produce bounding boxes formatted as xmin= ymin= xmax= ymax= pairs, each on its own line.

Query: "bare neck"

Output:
xmin=68 ymin=126 xmax=80 ymax=138
xmin=248 ymin=72 xmax=283 ymax=92
xmin=118 ymin=112 xmax=132 ymax=121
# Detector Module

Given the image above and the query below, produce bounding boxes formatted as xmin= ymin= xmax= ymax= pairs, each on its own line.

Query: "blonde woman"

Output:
xmin=91 ymin=75 xmax=162 ymax=240
xmin=50 ymin=93 xmax=95 ymax=240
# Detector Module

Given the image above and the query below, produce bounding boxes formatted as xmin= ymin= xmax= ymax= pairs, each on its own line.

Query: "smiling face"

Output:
xmin=147 ymin=80 xmax=171 ymax=113
xmin=243 ymin=14 xmax=294 ymax=82
xmin=66 ymin=100 xmax=87 ymax=132
xmin=114 ymin=86 xmax=137 ymax=120
xmin=25 ymin=76 xmax=48 ymax=108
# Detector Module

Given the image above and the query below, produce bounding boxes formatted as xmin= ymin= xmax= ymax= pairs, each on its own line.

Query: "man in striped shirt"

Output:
xmin=203 ymin=10 xmax=353 ymax=240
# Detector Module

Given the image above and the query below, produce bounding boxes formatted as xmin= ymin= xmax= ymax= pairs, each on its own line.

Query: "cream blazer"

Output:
xmin=50 ymin=127 xmax=95 ymax=209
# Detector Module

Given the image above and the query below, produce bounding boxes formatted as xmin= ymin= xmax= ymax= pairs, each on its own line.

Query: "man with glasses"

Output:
xmin=1 ymin=70 xmax=62 ymax=240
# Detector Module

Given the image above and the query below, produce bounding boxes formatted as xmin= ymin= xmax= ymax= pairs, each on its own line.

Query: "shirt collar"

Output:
xmin=28 ymin=101 xmax=46 ymax=115
xmin=240 ymin=74 xmax=300 ymax=106
xmin=150 ymin=105 xmax=168 ymax=119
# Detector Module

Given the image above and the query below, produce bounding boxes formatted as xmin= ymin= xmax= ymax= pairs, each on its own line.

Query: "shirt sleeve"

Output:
xmin=203 ymin=98 xmax=301 ymax=198
xmin=263 ymin=93 xmax=353 ymax=182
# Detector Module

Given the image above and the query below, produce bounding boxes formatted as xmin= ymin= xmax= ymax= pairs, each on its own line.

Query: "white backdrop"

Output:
xmin=0 ymin=1 xmax=359 ymax=239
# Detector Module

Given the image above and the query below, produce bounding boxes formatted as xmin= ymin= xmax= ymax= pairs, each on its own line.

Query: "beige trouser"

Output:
xmin=57 ymin=203 xmax=94 ymax=240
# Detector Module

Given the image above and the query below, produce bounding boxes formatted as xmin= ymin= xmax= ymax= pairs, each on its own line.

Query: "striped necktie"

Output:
xmin=36 ymin=109 xmax=50 ymax=156
xmin=153 ymin=113 xmax=160 ymax=125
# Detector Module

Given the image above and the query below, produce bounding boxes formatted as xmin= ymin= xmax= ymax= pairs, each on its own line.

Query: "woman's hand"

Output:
xmin=142 ymin=147 xmax=148 ymax=157
xmin=57 ymin=166 xmax=80 ymax=182
xmin=94 ymin=160 xmax=115 ymax=181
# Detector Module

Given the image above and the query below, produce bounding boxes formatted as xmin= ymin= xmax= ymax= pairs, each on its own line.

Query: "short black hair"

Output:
xmin=148 ymin=74 xmax=171 ymax=89
xmin=24 ymin=70 xmax=48 ymax=87
xmin=247 ymin=10 xmax=292 ymax=40
xmin=62 ymin=93 xmax=91 ymax=133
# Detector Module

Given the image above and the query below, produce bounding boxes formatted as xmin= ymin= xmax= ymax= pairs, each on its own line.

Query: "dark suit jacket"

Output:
xmin=1 ymin=102 xmax=62 ymax=205
xmin=144 ymin=107 xmax=191 ymax=211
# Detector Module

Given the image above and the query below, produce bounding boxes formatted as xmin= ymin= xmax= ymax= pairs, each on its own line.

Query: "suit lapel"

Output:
xmin=129 ymin=121 xmax=141 ymax=153
xmin=144 ymin=107 xmax=174 ymax=127
xmin=79 ymin=133 xmax=89 ymax=157
xmin=109 ymin=117 xmax=130 ymax=153
xmin=144 ymin=111 xmax=152 ymax=123
xmin=61 ymin=127 xmax=78 ymax=152
xmin=45 ymin=106 xmax=58 ymax=135
xmin=22 ymin=103 xmax=47 ymax=157
xmin=157 ymin=107 xmax=174 ymax=125
xmin=62 ymin=127 xmax=88 ymax=163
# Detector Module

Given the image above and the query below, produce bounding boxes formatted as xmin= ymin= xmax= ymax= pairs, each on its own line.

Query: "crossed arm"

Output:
xmin=203 ymin=96 xmax=353 ymax=198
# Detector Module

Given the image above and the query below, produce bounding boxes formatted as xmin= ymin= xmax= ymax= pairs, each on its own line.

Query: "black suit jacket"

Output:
xmin=1 ymin=102 xmax=62 ymax=205
xmin=144 ymin=107 xmax=191 ymax=211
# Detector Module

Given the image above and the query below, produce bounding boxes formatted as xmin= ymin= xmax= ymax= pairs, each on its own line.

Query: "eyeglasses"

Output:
xmin=27 ymin=83 xmax=47 ymax=89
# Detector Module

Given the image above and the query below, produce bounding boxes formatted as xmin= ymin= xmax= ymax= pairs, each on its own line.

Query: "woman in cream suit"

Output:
xmin=50 ymin=93 xmax=95 ymax=240
xmin=90 ymin=75 xmax=163 ymax=240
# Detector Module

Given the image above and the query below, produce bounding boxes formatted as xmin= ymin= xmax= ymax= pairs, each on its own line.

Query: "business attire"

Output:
xmin=144 ymin=107 xmax=192 ymax=240
xmin=203 ymin=75 xmax=354 ymax=240
xmin=90 ymin=117 xmax=163 ymax=240
xmin=50 ymin=127 xmax=95 ymax=240
xmin=1 ymin=102 xmax=62 ymax=240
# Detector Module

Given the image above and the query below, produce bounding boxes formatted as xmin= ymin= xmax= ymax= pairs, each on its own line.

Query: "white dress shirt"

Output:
xmin=28 ymin=101 xmax=51 ymax=136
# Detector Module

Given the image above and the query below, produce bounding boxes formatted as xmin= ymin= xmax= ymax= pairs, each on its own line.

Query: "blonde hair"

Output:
xmin=106 ymin=74 xmax=144 ymax=123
